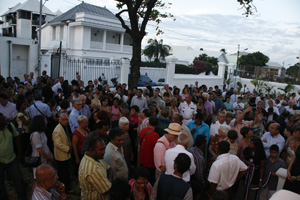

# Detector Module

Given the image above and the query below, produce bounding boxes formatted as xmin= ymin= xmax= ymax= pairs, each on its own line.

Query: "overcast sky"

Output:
xmin=1 ymin=0 xmax=299 ymax=67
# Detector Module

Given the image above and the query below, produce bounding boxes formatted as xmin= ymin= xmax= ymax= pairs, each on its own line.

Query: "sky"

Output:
xmin=1 ymin=0 xmax=299 ymax=67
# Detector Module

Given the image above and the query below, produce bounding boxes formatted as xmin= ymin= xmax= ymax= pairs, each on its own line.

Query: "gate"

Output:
xmin=61 ymin=56 xmax=121 ymax=87
xmin=51 ymin=54 xmax=60 ymax=79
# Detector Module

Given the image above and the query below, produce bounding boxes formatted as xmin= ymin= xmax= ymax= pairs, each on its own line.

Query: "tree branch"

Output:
xmin=115 ymin=9 xmax=133 ymax=35
xmin=140 ymin=0 xmax=157 ymax=35
xmin=133 ymin=0 xmax=143 ymax=14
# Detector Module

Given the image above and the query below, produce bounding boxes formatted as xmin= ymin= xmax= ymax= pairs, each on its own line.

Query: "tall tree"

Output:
xmin=193 ymin=54 xmax=219 ymax=75
xmin=238 ymin=51 xmax=269 ymax=77
xmin=115 ymin=0 xmax=256 ymax=88
xmin=286 ymin=63 xmax=300 ymax=78
xmin=143 ymin=38 xmax=171 ymax=62
xmin=115 ymin=0 xmax=174 ymax=88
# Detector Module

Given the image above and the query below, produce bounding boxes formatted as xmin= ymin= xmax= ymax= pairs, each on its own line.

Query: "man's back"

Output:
xmin=208 ymin=153 xmax=247 ymax=190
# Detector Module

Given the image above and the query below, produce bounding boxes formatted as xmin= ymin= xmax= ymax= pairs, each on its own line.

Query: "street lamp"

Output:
xmin=37 ymin=0 xmax=48 ymax=76
xmin=234 ymin=44 xmax=248 ymax=91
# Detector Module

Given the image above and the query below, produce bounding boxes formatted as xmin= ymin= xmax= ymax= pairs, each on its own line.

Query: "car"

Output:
xmin=157 ymin=78 xmax=165 ymax=86
xmin=138 ymin=75 xmax=158 ymax=86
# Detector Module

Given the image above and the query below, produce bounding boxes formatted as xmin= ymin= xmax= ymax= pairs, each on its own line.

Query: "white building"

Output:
xmin=40 ymin=2 xmax=133 ymax=78
xmin=0 ymin=0 xmax=56 ymax=79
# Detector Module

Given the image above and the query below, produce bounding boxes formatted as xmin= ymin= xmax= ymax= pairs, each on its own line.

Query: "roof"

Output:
xmin=49 ymin=2 xmax=116 ymax=23
xmin=1 ymin=0 xmax=54 ymax=16
xmin=265 ymin=62 xmax=283 ymax=69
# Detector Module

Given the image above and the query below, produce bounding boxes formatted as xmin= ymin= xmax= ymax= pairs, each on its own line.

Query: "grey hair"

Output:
xmin=202 ymin=92 xmax=209 ymax=98
xmin=177 ymin=131 xmax=189 ymax=147
xmin=73 ymin=98 xmax=81 ymax=105
xmin=118 ymin=117 xmax=129 ymax=129
xmin=77 ymin=115 xmax=88 ymax=124
xmin=170 ymin=97 xmax=177 ymax=102
xmin=219 ymin=124 xmax=231 ymax=136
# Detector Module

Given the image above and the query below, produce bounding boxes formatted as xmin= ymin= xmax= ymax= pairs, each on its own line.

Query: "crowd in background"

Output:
xmin=0 ymin=72 xmax=300 ymax=200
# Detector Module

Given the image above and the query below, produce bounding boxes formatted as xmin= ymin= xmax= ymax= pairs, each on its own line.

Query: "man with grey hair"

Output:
xmin=69 ymin=98 xmax=82 ymax=133
xmin=80 ymin=95 xmax=91 ymax=118
xmin=150 ymin=89 xmax=165 ymax=108
xmin=172 ymin=113 xmax=194 ymax=149
xmin=164 ymin=132 xmax=196 ymax=182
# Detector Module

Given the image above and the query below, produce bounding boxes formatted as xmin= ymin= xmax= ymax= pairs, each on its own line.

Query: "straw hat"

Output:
xmin=164 ymin=123 xmax=181 ymax=136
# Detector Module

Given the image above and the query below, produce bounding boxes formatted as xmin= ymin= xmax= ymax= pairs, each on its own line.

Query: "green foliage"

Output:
xmin=263 ymin=83 xmax=275 ymax=95
xmin=237 ymin=81 xmax=243 ymax=92
xmin=143 ymin=39 xmax=171 ymax=62
xmin=175 ymin=64 xmax=194 ymax=74
xmin=278 ymin=82 xmax=294 ymax=95
xmin=239 ymin=51 xmax=269 ymax=67
xmin=225 ymin=78 xmax=233 ymax=89
xmin=193 ymin=54 xmax=219 ymax=75
xmin=286 ymin=63 xmax=300 ymax=78
xmin=141 ymin=61 xmax=166 ymax=68
xmin=237 ymin=0 xmax=257 ymax=16
xmin=251 ymin=78 xmax=264 ymax=92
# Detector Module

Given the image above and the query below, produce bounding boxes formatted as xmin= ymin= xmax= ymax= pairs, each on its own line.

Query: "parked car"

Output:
xmin=157 ymin=78 xmax=165 ymax=86
xmin=138 ymin=75 xmax=158 ymax=86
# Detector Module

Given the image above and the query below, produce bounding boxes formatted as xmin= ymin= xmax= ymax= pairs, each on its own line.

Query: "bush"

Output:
xmin=175 ymin=64 xmax=194 ymax=74
xmin=141 ymin=61 xmax=166 ymax=68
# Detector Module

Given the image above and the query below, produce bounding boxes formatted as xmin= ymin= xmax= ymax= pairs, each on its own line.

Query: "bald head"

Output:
xmin=177 ymin=132 xmax=189 ymax=147
xmin=36 ymin=164 xmax=56 ymax=185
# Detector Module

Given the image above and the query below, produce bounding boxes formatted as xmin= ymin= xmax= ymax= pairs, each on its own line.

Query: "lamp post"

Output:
xmin=234 ymin=45 xmax=248 ymax=91
xmin=37 ymin=0 xmax=48 ymax=76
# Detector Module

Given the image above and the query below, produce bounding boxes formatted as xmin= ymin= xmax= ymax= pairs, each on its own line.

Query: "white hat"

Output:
xmin=164 ymin=123 xmax=181 ymax=136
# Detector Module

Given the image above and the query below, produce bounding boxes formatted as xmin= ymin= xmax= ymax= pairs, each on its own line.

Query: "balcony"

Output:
xmin=106 ymin=43 xmax=121 ymax=51
xmin=123 ymin=45 xmax=132 ymax=52
xmin=90 ymin=41 xmax=103 ymax=50
xmin=9 ymin=18 xmax=16 ymax=25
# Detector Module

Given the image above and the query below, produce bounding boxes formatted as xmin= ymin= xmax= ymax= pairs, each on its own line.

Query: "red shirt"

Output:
xmin=129 ymin=114 xmax=139 ymax=125
xmin=139 ymin=127 xmax=159 ymax=168
xmin=73 ymin=129 xmax=86 ymax=156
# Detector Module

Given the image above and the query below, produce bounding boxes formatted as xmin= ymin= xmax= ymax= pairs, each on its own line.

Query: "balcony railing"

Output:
xmin=106 ymin=43 xmax=121 ymax=51
xmin=90 ymin=41 xmax=103 ymax=50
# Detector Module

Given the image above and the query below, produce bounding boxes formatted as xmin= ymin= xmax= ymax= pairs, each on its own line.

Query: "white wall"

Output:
xmin=0 ymin=36 xmax=38 ymax=78
xmin=17 ymin=18 xmax=31 ymax=39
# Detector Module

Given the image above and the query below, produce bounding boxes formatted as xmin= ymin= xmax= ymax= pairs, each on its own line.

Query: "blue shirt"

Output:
xmin=28 ymin=101 xmax=52 ymax=120
xmin=224 ymin=102 xmax=233 ymax=110
xmin=213 ymin=97 xmax=225 ymax=112
xmin=69 ymin=109 xmax=80 ymax=133
xmin=187 ymin=121 xmax=210 ymax=144
xmin=81 ymin=104 xmax=91 ymax=118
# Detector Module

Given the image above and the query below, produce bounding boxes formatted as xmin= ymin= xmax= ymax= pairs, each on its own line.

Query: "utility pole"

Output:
xmin=37 ymin=0 xmax=42 ymax=76
xmin=234 ymin=44 xmax=240 ymax=90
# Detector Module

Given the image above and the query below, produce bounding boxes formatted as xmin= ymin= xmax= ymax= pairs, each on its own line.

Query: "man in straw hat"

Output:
xmin=153 ymin=123 xmax=180 ymax=180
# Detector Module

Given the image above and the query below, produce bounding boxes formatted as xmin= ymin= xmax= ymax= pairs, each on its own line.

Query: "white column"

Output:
xmin=227 ymin=63 xmax=235 ymax=79
xmin=120 ymin=33 xmax=124 ymax=52
xmin=218 ymin=62 xmax=226 ymax=79
xmin=103 ymin=30 xmax=107 ymax=50
xmin=120 ymin=58 xmax=130 ymax=85
xmin=165 ymin=57 xmax=177 ymax=86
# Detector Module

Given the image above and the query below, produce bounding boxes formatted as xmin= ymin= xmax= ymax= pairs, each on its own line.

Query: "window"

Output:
xmin=52 ymin=26 xmax=56 ymax=40
xmin=19 ymin=10 xmax=31 ymax=20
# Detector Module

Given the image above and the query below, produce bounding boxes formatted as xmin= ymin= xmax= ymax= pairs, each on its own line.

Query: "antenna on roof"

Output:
xmin=78 ymin=0 xmax=84 ymax=3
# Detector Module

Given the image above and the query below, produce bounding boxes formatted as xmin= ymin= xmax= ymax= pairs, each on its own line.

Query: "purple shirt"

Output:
xmin=204 ymin=101 xmax=213 ymax=116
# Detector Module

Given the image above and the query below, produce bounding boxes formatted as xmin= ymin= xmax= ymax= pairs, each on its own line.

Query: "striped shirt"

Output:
xmin=32 ymin=186 xmax=59 ymax=200
xmin=79 ymin=154 xmax=111 ymax=200
xmin=189 ymin=147 xmax=205 ymax=186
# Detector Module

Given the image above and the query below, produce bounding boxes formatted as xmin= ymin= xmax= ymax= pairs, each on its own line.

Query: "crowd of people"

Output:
xmin=0 ymin=72 xmax=300 ymax=200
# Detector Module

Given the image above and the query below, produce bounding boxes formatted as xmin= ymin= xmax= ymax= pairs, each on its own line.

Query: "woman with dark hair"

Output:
xmin=196 ymin=96 xmax=206 ymax=118
xmin=111 ymin=97 xmax=121 ymax=127
xmin=16 ymin=100 xmax=30 ymax=157
xmin=29 ymin=115 xmax=53 ymax=178
xmin=173 ymin=87 xmax=182 ymax=104
xmin=286 ymin=114 xmax=295 ymax=130
xmin=100 ymin=96 xmax=111 ymax=113
xmin=239 ymin=127 xmax=254 ymax=157
xmin=129 ymin=166 xmax=152 ymax=200
xmin=242 ymin=137 xmax=266 ymax=199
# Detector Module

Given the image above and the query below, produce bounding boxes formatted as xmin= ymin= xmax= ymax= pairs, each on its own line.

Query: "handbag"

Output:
xmin=23 ymin=133 xmax=41 ymax=168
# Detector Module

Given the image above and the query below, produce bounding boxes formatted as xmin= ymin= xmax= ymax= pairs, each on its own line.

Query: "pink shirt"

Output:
xmin=230 ymin=119 xmax=253 ymax=140
xmin=111 ymin=106 xmax=120 ymax=121
xmin=153 ymin=135 xmax=176 ymax=171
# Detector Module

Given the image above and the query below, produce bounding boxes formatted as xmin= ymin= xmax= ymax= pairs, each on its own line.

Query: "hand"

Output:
xmin=263 ymin=139 xmax=267 ymax=143
xmin=75 ymin=157 xmax=80 ymax=164
xmin=48 ymin=153 xmax=54 ymax=162
xmin=191 ymin=128 xmax=197 ymax=134
xmin=159 ymin=165 xmax=166 ymax=173
xmin=288 ymin=176 xmax=297 ymax=182
xmin=56 ymin=181 xmax=65 ymax=193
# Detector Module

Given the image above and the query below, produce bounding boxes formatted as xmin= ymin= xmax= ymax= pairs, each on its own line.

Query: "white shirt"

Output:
xmin=210 ymin=120 xmax=226 ymax=137
xmin=261 ymin=132 xmax=285 ymax=157
xmin=0 ymin=101 xmax=17 ymax=119
xmin=230 ymin=94 xmax=240 ymax=103
xmin=240 ymin=87 xmax=249 ymax=94
xmin=233 ymin=102 xmax=244 ymax=110
xmin=208 ymin=153 xmax=247 ymax=190
xmin=265 ymin=106 xmax=280 ymax=116
xmin=285 ymin=106 xmax=294 ymax=115
xmin=52 ymin=82 xmax=62 ymax=95
xmin=178 ymin=101 xmax=197 ymax=125
xmin=165 ymin=145 xmax=196 ymax=182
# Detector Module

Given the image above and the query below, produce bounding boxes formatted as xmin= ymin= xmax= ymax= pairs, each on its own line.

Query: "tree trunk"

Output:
xmin=129 ymin=38 xmax=142 ymax=89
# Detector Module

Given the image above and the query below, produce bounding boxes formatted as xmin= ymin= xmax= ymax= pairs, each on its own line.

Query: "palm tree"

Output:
xmin=225 ymin=78 xmax=233 ymax=89
xmin=251 ymin=78 xmax=264 ymax=92
xmin=237 ymin=81 xmax=243 ymax=93
xmin=143 ymin=39 xmax=171 ymax=62
xmin=278 ymin=82 xmax=294 ymax=95
xmin=263 ymin=83 xmax=275 ymax=95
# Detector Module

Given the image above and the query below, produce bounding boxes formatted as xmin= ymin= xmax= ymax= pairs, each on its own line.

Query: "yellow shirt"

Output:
xmin=79 ymin=154 xmax=111 ymax=200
